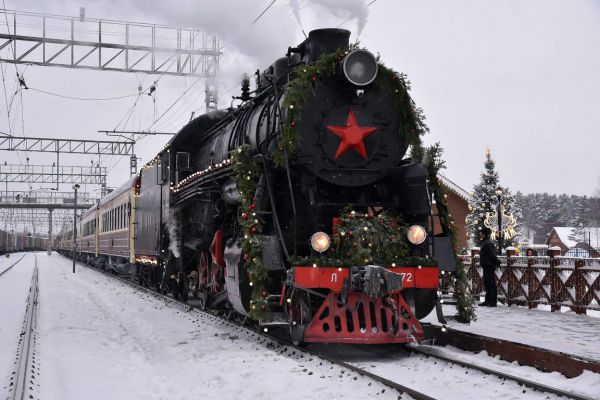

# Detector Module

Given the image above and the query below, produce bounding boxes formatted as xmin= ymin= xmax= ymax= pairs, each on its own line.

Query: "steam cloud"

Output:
xmin=289 ymin=0 xmax=370 ymax=37
xmin=167 ymin=210 xmax=180 ymax=258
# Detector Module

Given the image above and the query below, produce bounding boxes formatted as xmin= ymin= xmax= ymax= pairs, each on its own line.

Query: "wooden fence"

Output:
xmin=441 ymin=248 xmax=600 ymax=314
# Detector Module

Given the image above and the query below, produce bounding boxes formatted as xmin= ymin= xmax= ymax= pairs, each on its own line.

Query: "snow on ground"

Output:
xmin=31 ymin=253 xmax=402 ymax=400
xmin=423 ymin=302 xmax=600 ymax=362
xmin=5 ymin=252 xmax=599 ymax=400
xmin=414 ymin=344 xmax=600 ymax=399
xmin=0 ymin=253 xmax=34 ymax=384
xmin=310 ymin=343 xmax=594 ymax=400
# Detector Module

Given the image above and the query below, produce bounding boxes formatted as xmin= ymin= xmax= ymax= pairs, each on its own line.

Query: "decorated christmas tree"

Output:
xmin=467 ymin=149 xmax=519 ymax=248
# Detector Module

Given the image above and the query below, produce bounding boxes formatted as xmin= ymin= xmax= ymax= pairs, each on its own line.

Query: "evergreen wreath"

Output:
xmin=275 ymin=47 xmax=429 ymax=167
xmin=231 ymin=145 xmax=269 ymax=320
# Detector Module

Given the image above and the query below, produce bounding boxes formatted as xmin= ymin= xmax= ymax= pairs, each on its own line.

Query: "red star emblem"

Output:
xmin=326 ymin=110 xmax=377 ymax=159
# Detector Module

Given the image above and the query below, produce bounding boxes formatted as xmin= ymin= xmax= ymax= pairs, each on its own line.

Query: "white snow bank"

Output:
xmin=425 ymin=302 xmax=600 ymax=362
xmin=35 ymin=253 xmax=404 ymax=400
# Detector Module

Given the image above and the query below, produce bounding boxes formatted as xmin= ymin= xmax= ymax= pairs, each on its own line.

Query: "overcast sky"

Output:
xmin=1 ymin=0 xmax=599 ymax=206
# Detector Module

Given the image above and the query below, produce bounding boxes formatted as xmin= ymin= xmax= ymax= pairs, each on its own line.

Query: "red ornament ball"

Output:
xmin=261 ymin=291 xmax=267 ymax=297
xmin=242 ymin=212 xmax=248 ymax=219
xmin=290 ymin=121 xmax=297 ymax=127
xmin=369 ymin=212 xmax=374 ymax=218
xmin=311 ymin=75 xmax=317 ymax=81
xmin=251 ymin=226 xmax=257 ymax=233
xmin=352 ymin=243 xmax=358 ymax=248
xmin=243 ymin=254 xmax=249 ymax=261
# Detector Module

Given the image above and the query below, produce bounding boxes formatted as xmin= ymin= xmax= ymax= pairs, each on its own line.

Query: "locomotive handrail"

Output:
xmin=258 ymin=155 xmax=289 ymax=259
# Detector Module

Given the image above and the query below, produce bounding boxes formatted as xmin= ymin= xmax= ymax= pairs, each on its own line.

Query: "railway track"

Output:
xmin=77 ymin=259 xmax=436 ymax=400
xmin=73 ymin=256 xmax=592 ymax=400
xmin=0 ymin=253 xmax=28 ymax=278
xmin=6 ymin=254 xmax=40 ymax=400
xmin=408 ymin=345 xmax=596 ymax=400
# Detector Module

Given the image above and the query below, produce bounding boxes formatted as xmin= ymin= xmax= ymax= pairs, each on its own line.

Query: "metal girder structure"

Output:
xmin=0 ymin=202 xmax=94 ymax=210
xmin=0 ymin=164 xmax=107 ymax=185
xmin=0 ymin=9 xmax=221 ymax=78
xmin=0 ymin=190 xmax=92 ymax=205
xmin=0 ymin=135 xmax=134 ymax=155
xmin=1 ymin=209 xmax=74 ymax=225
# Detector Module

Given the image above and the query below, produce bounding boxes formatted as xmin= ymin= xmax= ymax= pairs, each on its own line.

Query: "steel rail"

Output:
xmin=409 ymin=346 xmax=595 ymax=400
xmin=0 ymin=253 xmax=27 ymax=277
xmin=9 ymin=255 xmax=39 ymax=400
xmin=73 ymin=258 xmax=438 ymax=400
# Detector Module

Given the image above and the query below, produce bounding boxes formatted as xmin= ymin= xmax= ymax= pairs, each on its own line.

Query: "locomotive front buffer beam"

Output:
xmin=287 ymin=264 xmax=439 ymax=344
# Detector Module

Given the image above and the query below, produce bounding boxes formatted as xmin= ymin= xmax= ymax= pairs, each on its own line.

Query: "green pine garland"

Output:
xmin=290 ymin=207 xmax=437 ymax=268
xmin=424 ymin=143 xmax=476 ymax=323
xmin=275 ymin=47 xmax=428 ymax=167
xmin=231 ymin=145 xmax=269 ymax=320
xmin=332 ymin=208 xmax=409 ymax=265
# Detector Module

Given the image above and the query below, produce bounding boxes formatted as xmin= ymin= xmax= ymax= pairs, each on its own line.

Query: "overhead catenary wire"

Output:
xmin=27 ymin=87 xmax=141 ymax=101
xmin=142 ymin=76 xmax=203 ymax=137
xmin=252 ymin=0 xmax=278 ymax=24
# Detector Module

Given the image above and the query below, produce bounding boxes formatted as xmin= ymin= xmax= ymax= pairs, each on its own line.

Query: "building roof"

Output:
xmin=551 ymin=227 xmax=600 ymax=249
xmin=438 ymin=173 xmax=471 ymax=202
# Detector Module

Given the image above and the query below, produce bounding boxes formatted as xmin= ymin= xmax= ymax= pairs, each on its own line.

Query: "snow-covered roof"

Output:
xmin=552 ymin=227 xmax=600 ymax=249
xmin=438 ymin=173 xmax=471 ymax=202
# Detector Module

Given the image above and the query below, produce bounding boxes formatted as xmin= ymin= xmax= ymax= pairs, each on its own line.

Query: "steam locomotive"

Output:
xmin=56 ymin=28 xmax=456 ymax=345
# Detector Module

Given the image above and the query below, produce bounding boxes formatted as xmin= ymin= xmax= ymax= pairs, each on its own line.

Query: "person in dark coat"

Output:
xmin=479 ymin=227 xmax=499 ymax=307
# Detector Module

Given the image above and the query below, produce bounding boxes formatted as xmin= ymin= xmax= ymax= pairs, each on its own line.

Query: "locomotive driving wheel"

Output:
xmin=198 ymin=252 xmax=209 ymax=309
xmin=288 ymin=290 xmax=311 ymax=346
xmin=198 ymin=250 xmax=226 ymax=309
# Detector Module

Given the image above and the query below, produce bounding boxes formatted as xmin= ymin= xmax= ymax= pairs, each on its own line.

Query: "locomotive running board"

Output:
xmin=303 ymin=292 xmax=425 ymax=344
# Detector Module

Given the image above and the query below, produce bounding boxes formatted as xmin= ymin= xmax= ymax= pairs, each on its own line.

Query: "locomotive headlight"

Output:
xmin=310 ymin=232 xmax=331 ymax=253
xmin=342 ymin=50 xmax=378 ymax=86
xmin=407 ymin=225 xmax=427 ymax=245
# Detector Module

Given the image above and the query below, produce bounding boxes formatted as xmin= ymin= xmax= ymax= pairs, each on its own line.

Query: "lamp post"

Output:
xmin=72 ymin=184 xmax=80 ymax=273
xmin=495 ymin=188 xmax=503 ymax=254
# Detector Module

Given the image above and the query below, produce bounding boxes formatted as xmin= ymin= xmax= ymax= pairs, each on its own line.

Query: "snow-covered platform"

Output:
xmin=1 ymin=252 xmax=400 ymax=400
xmin=425 ymin=302 xmax=600 ymax=363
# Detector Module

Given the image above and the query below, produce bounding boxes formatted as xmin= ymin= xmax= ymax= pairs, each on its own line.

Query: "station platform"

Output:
xmin=424 ymin=302 xmax=600 ymax=362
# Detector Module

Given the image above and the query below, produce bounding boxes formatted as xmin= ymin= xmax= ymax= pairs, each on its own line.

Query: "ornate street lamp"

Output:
xmin=495 ymin=188 xmax=503 ymax=253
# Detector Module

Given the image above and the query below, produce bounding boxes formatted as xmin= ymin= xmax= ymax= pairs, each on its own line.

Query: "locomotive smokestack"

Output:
xmin=297 ymin=28 xmax=350 ymax=63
